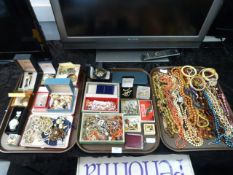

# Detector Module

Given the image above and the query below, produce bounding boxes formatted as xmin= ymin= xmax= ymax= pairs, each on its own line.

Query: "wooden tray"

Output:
xmin=77 ymin=68 xmax=160 ymax=154
xmin=0 ymin=71 xmax=86 ymax=153
xmin=150 ymin=66 xmax=233 ymax=152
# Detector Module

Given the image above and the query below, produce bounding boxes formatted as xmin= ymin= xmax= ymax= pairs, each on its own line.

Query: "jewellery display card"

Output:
xmin=139 ymin=100 xmax=155 ymax=122
xmin=125 ymin=133 xmax=143 ymax=149
xmin=7 ymin=134 xmax=21 ymax=146
xmin=20 ymin=115 xmax=73 ymax=149
xmin=121 ymin=99 xmax=140 ymax=115
xmin=144 ymin=124 xmax=156 ymax=135
xmin=136 ymin=86 xmax=151 ymax=99
xmin=124 ymin=115 xmax=141 ymax=132
xmin=121 ymin=87 xmax=134 ymax=98
xmin=122 ymin=77 xmax=134 ymax=88
xmin=56 ymin=62 xmax=80 ymax=85
xmin=79 ymin=113 xmax=124 ymax=144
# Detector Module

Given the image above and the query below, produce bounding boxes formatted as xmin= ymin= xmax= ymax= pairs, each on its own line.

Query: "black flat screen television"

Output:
xmin=50 ymin=0 xmax=223 ymax=49
xmin=0 ymin=0 xmax=41 ymax=54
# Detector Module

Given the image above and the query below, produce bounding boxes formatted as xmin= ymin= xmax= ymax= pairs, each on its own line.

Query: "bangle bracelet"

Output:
xmin=190 ymin=75 xmax=206 ymax=91
xmin=181 ymin=65 xmax=197 ymax=78
xmin=201 ymin=68 xmax=219 ymax=81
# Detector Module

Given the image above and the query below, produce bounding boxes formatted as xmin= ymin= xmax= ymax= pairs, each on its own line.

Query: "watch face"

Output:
xmin=94 ymin=68 xmax=107 ymax=78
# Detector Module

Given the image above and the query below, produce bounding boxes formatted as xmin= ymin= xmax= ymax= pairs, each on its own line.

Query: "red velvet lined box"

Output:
xmin=33 ymin=92 xmax=49 ymax=109
xmin=83 ymin=97 xmax=119 ymax=112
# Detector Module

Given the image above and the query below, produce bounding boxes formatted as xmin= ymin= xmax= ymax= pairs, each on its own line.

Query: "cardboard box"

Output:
xmin=20 ymin=114 xmax=73 ymax=149
xmin=14 ymin=54 xmax=38 ymax=91
xmin=82 ymin=82 xmax=120 ymax=113
xmin=44 ymin=78 xmax=78 ymax=114
xmin=38 ymin=61 xmax=56 ymax=85
xmin=79 ymin=113 xmax=124 ymax=144
xmin=56 ymin=62 xmax=80 ymax=86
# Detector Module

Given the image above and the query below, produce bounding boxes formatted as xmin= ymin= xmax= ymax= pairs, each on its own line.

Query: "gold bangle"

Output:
xmin=201 ymin=68 xmax=219 ymax=81
xmin=181 ymin=65 xmax=197 ymax=78
xmin=189 ymin=75 xmax=206 ymax=91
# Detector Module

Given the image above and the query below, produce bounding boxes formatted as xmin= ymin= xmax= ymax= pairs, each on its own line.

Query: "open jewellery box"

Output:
xmin=82 ymin=82 xmax=120 ymax=113
xmin=14 ymin=54 xmax=38 ymax=91
xmin=44 ymin=78 xmax=78 ymax=114
xmin=56 ymin=62 xmax=81 ymax=86
xmin=38 ymin=61 xmax=56 ymax=86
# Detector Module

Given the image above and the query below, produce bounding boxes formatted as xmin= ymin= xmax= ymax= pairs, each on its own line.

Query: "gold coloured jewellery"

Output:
xmin=201 ymin=68 xmax=219 ymax=87
xmin=181 ymin=65 xmax=197 ymax=78
xmin=189 ymin=75 xmax=207 ymax=91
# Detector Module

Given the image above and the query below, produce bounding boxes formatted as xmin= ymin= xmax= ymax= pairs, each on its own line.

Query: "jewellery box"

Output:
xmin=20 ymin=114 xmax=73 ymax=149
xmin=31 ymin=86 xmax=49 ymax=113
xmin=8 ymin=92 xmax=32 ymax=107
xmin=44 ymin=78 xmax=78 ymax=114
xmin=79 ymin=113 xmax=124 ymax=144
xmin=38 ymin=61 xmax=56 ymax=85
xmin=82 ymin=82 xmax=120 ymax=113
xmin=14 ymin=54 xmax=38 ymax=91
xmin=56 ymin=62 xmax=80 ymax=86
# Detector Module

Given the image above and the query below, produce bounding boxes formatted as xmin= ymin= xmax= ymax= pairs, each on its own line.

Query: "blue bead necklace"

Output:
xmin=204 ymin=90 xmax=233 ymax=147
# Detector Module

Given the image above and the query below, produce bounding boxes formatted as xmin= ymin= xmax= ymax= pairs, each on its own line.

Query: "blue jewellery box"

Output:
xmin=44 ymin=78 xmax=77 ymax=113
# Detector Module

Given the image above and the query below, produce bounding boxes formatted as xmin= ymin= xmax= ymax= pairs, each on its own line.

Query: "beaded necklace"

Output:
xmin=152 ymin=73 xmax=178 ymax=137
xmin=204 ymin=87 xmax=233 ymax=147
xmin=171 ymin=67 xmax=203 ymax=147
xmin=159 ymin=74 xmax=187 ymax=148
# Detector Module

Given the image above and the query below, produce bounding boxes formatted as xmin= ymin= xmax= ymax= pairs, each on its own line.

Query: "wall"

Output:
xmin=30 ymin=0 xmax=60 ymax=40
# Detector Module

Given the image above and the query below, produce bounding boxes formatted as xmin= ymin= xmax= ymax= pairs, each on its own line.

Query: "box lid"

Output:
xmin=44 ymin=78 xmax=74 ymax=93
xmin=38 ymin=61 xmax=56 ymax=74
xmin=85 ymin=82 xmax=119 ymax=98
xmin=14 ymin=54 xmax=36 ymax=72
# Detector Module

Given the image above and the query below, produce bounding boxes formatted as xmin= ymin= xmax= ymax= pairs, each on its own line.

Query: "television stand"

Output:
xmin=96 ymin=49 xmax=180 ymax=62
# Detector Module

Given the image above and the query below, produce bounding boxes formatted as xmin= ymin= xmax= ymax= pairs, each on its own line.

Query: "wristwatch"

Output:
xmin=94 ymin=68 xmax=107 ymax=79
xmin=9 ymin=111 xmax=21 ymax=131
